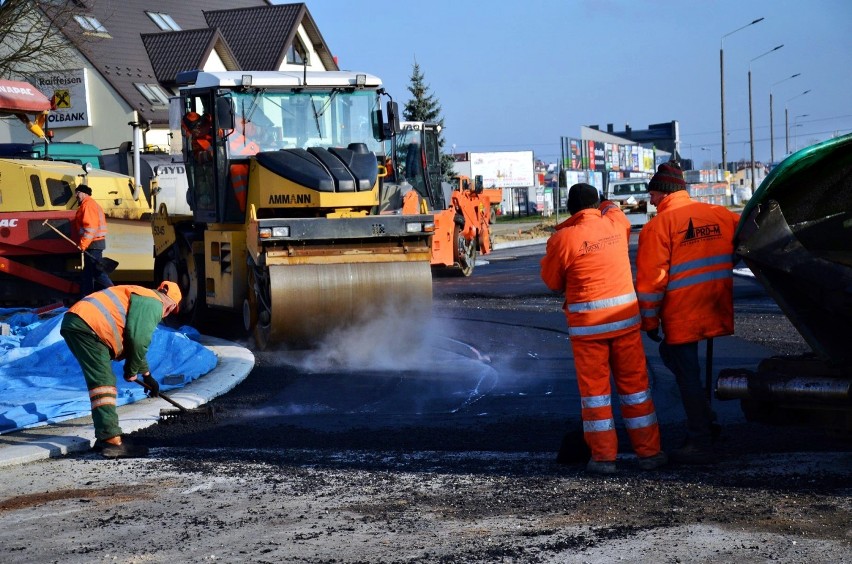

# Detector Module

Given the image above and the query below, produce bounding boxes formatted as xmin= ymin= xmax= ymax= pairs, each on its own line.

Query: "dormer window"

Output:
xmin=286 ymin=36 xmax=308 ymax=65
xmin=146 ymin=12 xmax=181 ymax=31
xmin=74 ymin=14 xmax=110 ymax=36
xmin=134 ymin=83 xmax=171 ymax=106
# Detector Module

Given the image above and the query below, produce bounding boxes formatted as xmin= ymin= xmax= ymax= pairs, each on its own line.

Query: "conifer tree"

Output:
xmin=403 ymin=61 xmax=455 ymax=180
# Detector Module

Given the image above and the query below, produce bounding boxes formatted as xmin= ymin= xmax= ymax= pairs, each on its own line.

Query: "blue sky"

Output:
xmin=292 ymin=0 xmax=851 ymax=166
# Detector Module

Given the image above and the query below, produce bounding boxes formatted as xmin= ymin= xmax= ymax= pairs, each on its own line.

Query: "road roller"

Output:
xmin=152 ymin=71 xmax=435 ymax=349
xmin=716 ymin=133 xmax=852 ymax=431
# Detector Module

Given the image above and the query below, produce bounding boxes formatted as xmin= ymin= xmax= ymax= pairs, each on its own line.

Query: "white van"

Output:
xmin=605 ymin=178 xmax=655 ymax=228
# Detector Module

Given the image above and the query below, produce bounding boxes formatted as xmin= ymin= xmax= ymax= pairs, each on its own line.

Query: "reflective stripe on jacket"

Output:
xmin=230 ymin=163 xmax=249 ymax=213
xmin=74 ymin=196 xmax=107 ymax=251
xmin=540 ymin=206 xmax=639 ymax=340
xmin=67 ymin=285 xmax=162 ymax=359
xmin=635 ymin=190 xmax=740 ymax=344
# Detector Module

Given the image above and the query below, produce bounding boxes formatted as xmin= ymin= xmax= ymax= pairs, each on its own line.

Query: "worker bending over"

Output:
xmin=60 ymin=282 xmax=182 ymax=459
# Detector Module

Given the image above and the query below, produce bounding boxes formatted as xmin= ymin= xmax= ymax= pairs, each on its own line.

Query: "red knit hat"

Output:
xmin=648 ymin=161 xmax=686 ymax=193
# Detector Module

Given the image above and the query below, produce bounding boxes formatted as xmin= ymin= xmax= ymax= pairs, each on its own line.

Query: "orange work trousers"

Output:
xmin=572 ymin=329 xmax=661 ymax=461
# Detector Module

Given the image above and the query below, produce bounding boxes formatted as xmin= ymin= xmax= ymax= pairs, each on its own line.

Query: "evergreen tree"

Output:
xmin=402 ymin=61 xmax=455 ymax=180
xmin=403 ymin=61 xmax=441 ymax=124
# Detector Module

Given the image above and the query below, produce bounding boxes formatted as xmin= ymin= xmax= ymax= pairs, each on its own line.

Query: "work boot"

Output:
xmin=100 ymin=441 xmax=149 ymax=459
xmin=91 ymin=436 xmax=122 ymax=452
xmin=638 ymin=451 xmax=668 ymax=470
xmin=586 ymin=459 xmax=617 ymax=475
xmin=669 ymin=443 xmax=714 ymax=465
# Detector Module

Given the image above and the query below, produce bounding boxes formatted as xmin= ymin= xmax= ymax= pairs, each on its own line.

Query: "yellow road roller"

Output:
xmin=152 ymin=71 xmax=434 ymax=348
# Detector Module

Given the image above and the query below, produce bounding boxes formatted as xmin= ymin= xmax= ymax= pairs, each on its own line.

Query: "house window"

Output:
xmin=73 ymin=14 xmax=109 ymax=34
xmin=286 ymin=36 xmax=308 ymax=65
xmin=146 ymin=12 xmax=181 ymax=31
xmin=134 ymin=83 xmax=172 ymax=106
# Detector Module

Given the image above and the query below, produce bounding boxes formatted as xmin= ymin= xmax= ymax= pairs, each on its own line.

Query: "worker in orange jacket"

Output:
xmin=73 ymin=184 xmax=113 ymax=297
xmin=541 ymin=183 xmax=666 ymax=475
xmin=181 ymin=111 xmax=213 ymax=163
xmin=636 ymin=161 xmax=740 ymax=464
xmin=60 ymin=282 xmax=182 ymax=459
xmin=227 ymin=120 xmax=261 ymax=213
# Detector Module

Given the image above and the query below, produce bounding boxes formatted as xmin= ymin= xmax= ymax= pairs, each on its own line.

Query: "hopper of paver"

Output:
xmin=716 ymin=133 xmax=852 ymax=430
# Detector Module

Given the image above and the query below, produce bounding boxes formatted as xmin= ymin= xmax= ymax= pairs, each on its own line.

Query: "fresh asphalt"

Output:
xmin=0 ymin=222 xmax=759 ymax=468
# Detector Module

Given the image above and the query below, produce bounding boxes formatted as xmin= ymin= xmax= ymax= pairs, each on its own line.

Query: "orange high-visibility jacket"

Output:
xmin=227 ymin=132 xmax=260 ymax=214
xmin=67 ymin=285 xmax=163 ymax=359
xmin=182 ymin=112 xmax=213 ymax=159
xmin=540 ymin=207 xmax=640 ymax=340
xmin=74 ymin=196 xmax=107 ymax=251
xmin=635 ymin=191 xmax=740 ymax=345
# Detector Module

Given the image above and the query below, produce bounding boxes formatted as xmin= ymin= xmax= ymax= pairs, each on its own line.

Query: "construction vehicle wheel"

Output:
xmin=249 ymin=264 xmax=273 ymax=350
xmin=155 ymin=240 xmax=204 ymax=324
xmin=454 ymin=225 xmax=477 ymax=277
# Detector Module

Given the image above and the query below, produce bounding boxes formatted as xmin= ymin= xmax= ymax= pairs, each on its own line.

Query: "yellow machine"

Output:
xmin=0 ymin=79 xmax=153 ymax=303
xmin=152 ymin=71 xmax=435 ymax=348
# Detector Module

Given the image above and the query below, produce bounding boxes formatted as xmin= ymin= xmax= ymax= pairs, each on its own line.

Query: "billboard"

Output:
xmin=470 ymin=151 xmax=535 ymax=188
xmin=565 ymin=137 xmax=655 ymax=174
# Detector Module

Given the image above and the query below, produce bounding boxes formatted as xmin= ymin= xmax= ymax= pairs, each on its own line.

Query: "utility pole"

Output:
xmin=720 ymin=18 xmax=764 ymax=178
xmin=748 ymin=45 xmax=783 ymax=195
xmin=769 ymin=73 xmax=801 ymax=163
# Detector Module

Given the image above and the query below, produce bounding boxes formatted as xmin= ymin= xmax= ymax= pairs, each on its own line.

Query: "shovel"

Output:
xmin=132 ymin=376 xmax=216 ymax=424
xmin=42 ymin=219 xmax=119 ymax=273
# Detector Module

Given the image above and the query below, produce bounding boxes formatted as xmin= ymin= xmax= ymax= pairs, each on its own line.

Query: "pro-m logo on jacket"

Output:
xmin=679 ymin=218 xmax=721 ymax=245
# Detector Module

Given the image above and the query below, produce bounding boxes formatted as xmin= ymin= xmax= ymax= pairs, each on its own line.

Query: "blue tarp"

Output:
xmin=0 ymin=307 xmax=217 ymax=434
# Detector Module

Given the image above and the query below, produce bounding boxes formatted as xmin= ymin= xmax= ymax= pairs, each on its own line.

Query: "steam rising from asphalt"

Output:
xmin=299 ymin=305 xmax=445 ymax=372
xmin=233 ymin=306 xmax=499 ymax=421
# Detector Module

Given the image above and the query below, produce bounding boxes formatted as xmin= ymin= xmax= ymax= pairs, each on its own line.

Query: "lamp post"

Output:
xmin=792 ymin=114 xmax=809 ymax=152
xmin=748 ymin=44 xmax=784 ymax=194
xmin=769 ymin=73 xmax=800 ymax=163
xmin=785 ymin=90 xmax=812 ymax=154
xmin=701 ymin=146 xmax=712 ymax=170
xmin=720 ymin=17 xmax=764 ymax=178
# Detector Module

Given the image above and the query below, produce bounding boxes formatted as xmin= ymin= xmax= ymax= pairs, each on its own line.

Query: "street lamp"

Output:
xmin=769 ymin=73 xmax=800 ymax=163
xmin=749 ymin=44 xmax=784 ymax=194
xmin=701 ymin=146 xmax=712 ymax=170
xmin=720 ymin=17 xmax=764 ymax=177
xmin=785 ymin=90 xmax=812 ymax=154
xmin=792 ymin=114 xmax=809 ymax=152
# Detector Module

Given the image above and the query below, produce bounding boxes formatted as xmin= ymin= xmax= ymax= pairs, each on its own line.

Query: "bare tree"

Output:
xmin=0 ymin=0 xmax=80 ymax=78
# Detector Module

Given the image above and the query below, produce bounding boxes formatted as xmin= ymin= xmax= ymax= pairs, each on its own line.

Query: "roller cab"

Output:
xmin=153 ymin=71 xmax=434 ymax=348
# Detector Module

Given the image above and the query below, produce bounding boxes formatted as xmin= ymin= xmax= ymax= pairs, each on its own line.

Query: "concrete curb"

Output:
xmin=0 ymin=336 xmax=255 ymax=468
xmin=492 ymin=237 xmax=549 ymax=251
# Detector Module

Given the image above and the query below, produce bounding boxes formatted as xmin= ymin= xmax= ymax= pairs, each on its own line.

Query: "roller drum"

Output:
xmin=265 ymin=261 xmax=432 ymax=346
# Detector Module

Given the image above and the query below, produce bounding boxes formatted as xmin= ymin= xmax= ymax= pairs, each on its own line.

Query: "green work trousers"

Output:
xmin=60 ymin=312 xmax=123 ymax=441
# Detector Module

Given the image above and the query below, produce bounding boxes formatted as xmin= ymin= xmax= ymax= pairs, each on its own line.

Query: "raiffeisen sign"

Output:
xmin=31 ymin=68 xmax=92 ymax=128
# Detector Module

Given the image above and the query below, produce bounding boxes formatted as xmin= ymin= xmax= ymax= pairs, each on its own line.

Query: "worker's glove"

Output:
xmin=123 ymin=373 xmax=137 ymax=382
xmin=645 ymin=328 xmax=662 ymax=342
xmin=142 ymin=372 xmax=160 ymax=398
